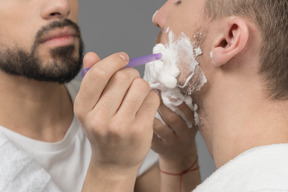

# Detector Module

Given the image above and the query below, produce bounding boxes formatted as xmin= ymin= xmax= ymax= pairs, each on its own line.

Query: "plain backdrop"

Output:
xmin=78 ymin=0 xmax=215 ymax=181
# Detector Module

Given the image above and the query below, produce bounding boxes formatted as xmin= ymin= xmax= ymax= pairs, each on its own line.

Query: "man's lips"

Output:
xmin=39 ymin=27 xmax=78 ymax=46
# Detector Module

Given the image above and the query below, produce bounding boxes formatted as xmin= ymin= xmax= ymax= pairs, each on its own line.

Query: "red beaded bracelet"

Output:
xmin=160 ymin=157 xmax=199 ymax=192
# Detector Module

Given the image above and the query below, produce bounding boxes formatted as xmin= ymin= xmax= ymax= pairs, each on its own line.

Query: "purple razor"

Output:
xmin=81 ymin=53 xmax=162 ymax=78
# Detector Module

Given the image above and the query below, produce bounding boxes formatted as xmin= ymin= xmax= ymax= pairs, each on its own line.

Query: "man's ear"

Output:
xmin=211 ymin=17 xmax=249 ymax=66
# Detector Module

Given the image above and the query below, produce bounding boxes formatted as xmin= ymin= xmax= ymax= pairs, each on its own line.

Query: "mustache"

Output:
xmin=35 ymin=19 xmax=81 ymax=44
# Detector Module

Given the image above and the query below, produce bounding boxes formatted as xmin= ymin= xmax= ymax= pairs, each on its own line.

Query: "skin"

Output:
xmin=0 ymin=0 xmax=79 ymax=142
xmin=75 ymin=52 xmax=161 ymax=191
xmin=0 ymin=0 xmax=161 ymax=191
xmin=152 ymin=0 xmax=204 ymax=191
xmin=5 ymin=0 xmax=286 ymax=191
xmin=95 ymin=0 xmax=288 ymax=191
xmin=78 ymin=0 xmax=205 ymax=191
xmin=155 ymin=0 xmax=288 ymax=178
xmin=78 ymin=0 xmax=204 ymax=191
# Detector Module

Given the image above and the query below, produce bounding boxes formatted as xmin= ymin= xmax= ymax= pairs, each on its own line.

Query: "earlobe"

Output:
xmin=211 ymin=18 xmax=249 ymax=67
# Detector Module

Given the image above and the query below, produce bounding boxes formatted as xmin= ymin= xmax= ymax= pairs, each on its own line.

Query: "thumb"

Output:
xmin=81 ymin=52 xmax=101 ymax=78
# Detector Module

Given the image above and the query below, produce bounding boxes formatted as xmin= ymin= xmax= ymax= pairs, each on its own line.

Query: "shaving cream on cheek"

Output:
xmin=144 ymin=30 xmax=207 ymax=128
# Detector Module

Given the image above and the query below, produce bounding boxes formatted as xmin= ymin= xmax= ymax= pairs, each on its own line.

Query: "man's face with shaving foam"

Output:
xmin=153 ymin=0 xmax=208 ymax=96
xmin=150 ymin=0 xmax=215 ymax=142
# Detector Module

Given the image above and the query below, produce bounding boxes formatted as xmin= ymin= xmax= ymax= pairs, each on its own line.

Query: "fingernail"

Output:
xmin=119 ymin=53 xmax=128 ymax=61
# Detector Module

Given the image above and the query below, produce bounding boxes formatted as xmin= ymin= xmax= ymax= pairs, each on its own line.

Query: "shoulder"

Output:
xmin=0 ymin=133 xmax=61 ymax=192
xmin=193 ymin=144 xmax=288 ymax=192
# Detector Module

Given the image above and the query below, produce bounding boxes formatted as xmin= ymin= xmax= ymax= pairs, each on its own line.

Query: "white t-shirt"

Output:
xmin=193 ymin=144 xmax=288 ymax=192
xmin=0 ymin=80 xmax=158 ymax=192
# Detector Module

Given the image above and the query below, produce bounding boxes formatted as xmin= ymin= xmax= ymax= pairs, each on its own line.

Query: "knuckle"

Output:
xmin=132 ymin=78 xmax=150 ymax=92
xmin=88 ymin=113 xmax=109 ymax=132
xmin=109 ymin=117 xmax=126 ymax=130
xmin=107 ymin=120 xmax=126 ymax=137
xmin=129 ymin=68 xmax=140 ymax=77
xmin=113 ymin=70 xmax=132 ymax=82
xmin=113 ymin=68 xmax=140 ymax=82
xmin=108 ymin=117 xmax=140 ymax=137
xmin=90 ymin=68 xmax=108 ymax=81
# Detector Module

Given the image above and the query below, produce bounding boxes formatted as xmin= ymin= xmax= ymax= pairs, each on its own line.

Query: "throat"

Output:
xmin=0 ymin=81 xmax=74 ymax=142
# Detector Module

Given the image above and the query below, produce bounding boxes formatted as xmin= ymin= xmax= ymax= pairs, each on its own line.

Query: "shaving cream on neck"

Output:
xmin=144 ymin=30 xmax=207 ymax=128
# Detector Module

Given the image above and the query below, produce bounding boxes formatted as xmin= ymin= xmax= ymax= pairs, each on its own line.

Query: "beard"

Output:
xmin=152 ymin=29 xmax=207 ymax=129
xmin=0 ymin=19 xmax=84 ymax=84
xmin=155 ymin=29 xmax=207 ymax=95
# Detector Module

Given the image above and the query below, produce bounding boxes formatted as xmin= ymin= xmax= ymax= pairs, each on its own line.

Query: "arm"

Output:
xmin=74 ymin=52 xmax=160 ymax=192
xmin=152 ymin=101 xmax=201 ymax=192
xmin=134 ymin=163 xmax=160 ymax=192
xmin=82 ymin=157 xmax=139 ymax=192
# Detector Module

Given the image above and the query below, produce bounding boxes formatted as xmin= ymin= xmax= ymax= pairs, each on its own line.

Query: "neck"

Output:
xmin=0 ymin=71 xmax=73 ymax=142
xmin=199 ymin=69 xmax=288 ymax=169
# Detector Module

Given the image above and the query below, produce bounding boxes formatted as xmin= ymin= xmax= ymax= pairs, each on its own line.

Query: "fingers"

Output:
xmin=75 ymin=52 xmax=129 ymax=114
xmin=153 ymin=100 xmax=198 ymax=142
xmin=135 ymin=90 xmax=160 ymax=124
xmin=177 ymin=103 xmax=196 ymax=125
xmin=153 ymin=118 xmax=175 ymax=140
xmin=117 ymin=78 xmax=151 ymax=119
xmin=158 ymin=102 xmax=188 ymax=133
xmin=95 ymin=68 xmax=141 ymax=117
xmin=83 ymin=52 xmax=101 ymax=69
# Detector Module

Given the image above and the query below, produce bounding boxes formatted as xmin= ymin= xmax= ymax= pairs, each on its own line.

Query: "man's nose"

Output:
xmin=40 ymin=0 xmax=71 ymax=20
xmin=152 ymin=1 xmax=175 ymax=29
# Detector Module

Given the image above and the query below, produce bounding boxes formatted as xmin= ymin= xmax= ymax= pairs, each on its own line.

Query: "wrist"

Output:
xmin=82 ymin=160 xmax=139 ymax=192
xmin=89 ymin=152 xmax=142 ymax=175
xmin=159 ymin=142 xmax=198 ymax=173
xmin=159 ymin=154 xmax=199 ymax=174
xmin=159 ymin=156 xmax=200 ymax=192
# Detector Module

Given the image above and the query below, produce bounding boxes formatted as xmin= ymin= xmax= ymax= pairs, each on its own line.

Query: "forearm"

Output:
xmin=134 ymin=163 xmax=161 ymax=192
xmin=82 ymin=161 xmax=138 ymax=192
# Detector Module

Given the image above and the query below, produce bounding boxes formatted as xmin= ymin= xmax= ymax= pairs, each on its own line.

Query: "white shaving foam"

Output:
xmin=210 ymin=51 xmax=213 ymax=59
xmin=165 ymin=27 xmax=170 ymax=34
xmin=144 ymin=30 xmax=207 ymax=128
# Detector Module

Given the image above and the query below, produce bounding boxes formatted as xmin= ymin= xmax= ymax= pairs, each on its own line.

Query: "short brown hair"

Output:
xmin=205 ymin=0 xmax=288 ymax=100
